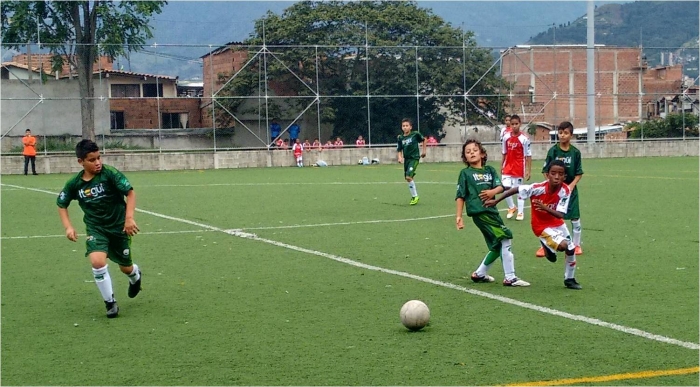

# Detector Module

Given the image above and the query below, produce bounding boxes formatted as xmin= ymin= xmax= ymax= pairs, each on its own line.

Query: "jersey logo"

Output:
xmin=472 ymin=173 xmax=493 ymax=182
xmin=78 ymin=183 xmax=105 ymax=199
xmin=59 ymin=192 xmax=66 ymax=200
xmin=556 ymin=156 xmax=572 ymax=164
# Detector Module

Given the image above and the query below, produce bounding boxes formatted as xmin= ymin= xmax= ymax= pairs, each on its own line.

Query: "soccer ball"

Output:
xmin=400 ymin=300 xmax=430 ymax=331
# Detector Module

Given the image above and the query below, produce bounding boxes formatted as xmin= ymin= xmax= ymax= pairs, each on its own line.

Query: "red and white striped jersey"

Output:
xmin=501 ymin=131 xmax=531 ymax=177
xmin=293 ymin=143 xmax=303 ymax=156
xmin=517 ymin=181 xmax=570 ymax=235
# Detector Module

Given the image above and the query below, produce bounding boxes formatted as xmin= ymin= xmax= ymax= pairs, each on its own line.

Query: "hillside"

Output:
xmin=528 ymin=1 xmax=699 ymax=78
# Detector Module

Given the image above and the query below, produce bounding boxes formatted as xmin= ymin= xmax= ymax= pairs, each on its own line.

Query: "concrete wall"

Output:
xmin=2 ymin=139 xmax=697 ymax=175
xmin=0 ymin=79 xmax=110 ymax=136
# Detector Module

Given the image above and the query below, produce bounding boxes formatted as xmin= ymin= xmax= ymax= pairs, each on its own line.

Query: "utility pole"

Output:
xmin=586 ymin=0 xmax=595 ymax=143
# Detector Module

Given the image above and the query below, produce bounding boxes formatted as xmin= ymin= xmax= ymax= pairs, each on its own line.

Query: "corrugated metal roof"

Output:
xmin=58 ymin=68 xmax=177 ymax=80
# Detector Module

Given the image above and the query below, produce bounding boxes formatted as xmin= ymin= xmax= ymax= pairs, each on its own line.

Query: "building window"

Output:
xmin=111 ymin=84 xmax=140 ymax=97
xmin=143 ymin=83 xmax=164 ymax=97
xmin=162 ymin=112 xmax=188 ymax=129
xmin=110 ymin=111 xmax=125 ymax=129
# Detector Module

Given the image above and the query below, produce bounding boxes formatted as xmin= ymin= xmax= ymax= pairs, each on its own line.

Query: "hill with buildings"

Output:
xmin=528 ymin=1 xmax=699 ymax=79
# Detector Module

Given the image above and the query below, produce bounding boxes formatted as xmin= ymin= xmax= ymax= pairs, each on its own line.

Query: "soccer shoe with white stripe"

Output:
xmin=515 ymin=212 xmax=524 ymax=221
xmin=503 ymin=277 xmax=531 ymax=287
xmin=128 ymin=270 xmax=142 ymax=298
xmin=105 ymin=298 xmax=119 ymax=318
xmin=471 ymin=272 xmax=495 ymax=283
xmin=564 ymin=278 xmax=582 ymax=290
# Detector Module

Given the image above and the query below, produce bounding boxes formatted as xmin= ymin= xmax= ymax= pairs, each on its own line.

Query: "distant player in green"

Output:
xmin=57 ymin=139 xmax=142 ymax=318
xmin=396 ymin=118 xmax=427 ymax=205
xmin=536 ymin=121 xmax=584 ymax=258
xmin=455 ymin=139 xmax=530 ymax=287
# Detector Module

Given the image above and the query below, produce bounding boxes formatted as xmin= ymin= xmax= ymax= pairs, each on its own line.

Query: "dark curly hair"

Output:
xmin=461 ymin=139 xmax=488 ymax=165
xmin=75 ymin=139 xmax=99 ymax=160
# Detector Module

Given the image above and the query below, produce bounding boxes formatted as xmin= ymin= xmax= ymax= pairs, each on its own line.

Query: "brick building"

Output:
xmin=501 ymin=45 xmax=683 ymax=128
xmin=10 ymin=53 xmax=113 ymax=78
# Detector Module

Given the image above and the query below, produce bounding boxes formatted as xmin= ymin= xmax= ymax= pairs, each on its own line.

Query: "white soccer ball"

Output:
xmin=400 ymin=300 xmax=430 ymax=331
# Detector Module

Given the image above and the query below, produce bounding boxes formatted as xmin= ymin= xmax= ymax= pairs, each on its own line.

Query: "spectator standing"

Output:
xmin=23 ymin=128 xmax=38 ymax=175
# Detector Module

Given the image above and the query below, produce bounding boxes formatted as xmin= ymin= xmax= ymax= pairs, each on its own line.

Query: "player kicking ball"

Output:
xmin=484 ymin=160 xmax=582 ymax=290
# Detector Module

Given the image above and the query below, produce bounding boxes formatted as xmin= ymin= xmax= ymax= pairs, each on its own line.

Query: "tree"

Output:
xmin=215 ymin=1 xmax=502 ymax=144
xmin=1 ymin=1 xmax=166 ymax=140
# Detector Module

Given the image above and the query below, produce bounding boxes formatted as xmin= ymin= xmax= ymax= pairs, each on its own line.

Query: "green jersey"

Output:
xmin=56 ymin=165 xmax=133 ymax=230
xmin=397 ymin=131 xmax=425 ymax=160
xmin=542 ymin=144 xmax=583 ymax=185
xmin=455 ymin=165 xmax=501 ymax=217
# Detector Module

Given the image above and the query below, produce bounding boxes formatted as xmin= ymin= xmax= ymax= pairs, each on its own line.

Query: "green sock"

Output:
xmin=483 ymin=250 xmax=500 ymax=265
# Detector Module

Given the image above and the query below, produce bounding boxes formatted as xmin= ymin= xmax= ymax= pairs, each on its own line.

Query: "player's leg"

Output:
xmin=108 ymin=232 xmax=142 ymax=299
xmin=477 ymin=213 xmax=529 ymax=286
xmin=86 ymin=230 xmax=118 ymax=317
xmin=23 ymin=156 xmax=29 ymax=175
xmin=469 ymin=214 xmax=499 ymax=282
xmin=501 ymin=176 xmax=516 ymax=218
xmin=30 ymin=156 xmax=37 ymax=174
xmin=406 ymin=159 xmax=419 ymax=204
xmin=514 ymin=177 xmax=525 ymax=220
xmin=566 ymin=188 xmax=582 ymax=254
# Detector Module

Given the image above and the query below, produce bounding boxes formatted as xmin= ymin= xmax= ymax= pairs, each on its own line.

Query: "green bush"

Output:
xmin=627 ymin=113 xmax=699 ymax=138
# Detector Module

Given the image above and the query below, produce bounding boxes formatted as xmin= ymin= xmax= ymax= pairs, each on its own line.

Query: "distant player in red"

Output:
xmin=501 ymin=114 xmax=531 ymax=221
xmin=426 ymin=136 xmax=439 ymax=146
xmin=334 ymin=137 xmax=344 ymax=148
xmin=355 ymin=135 xmax=366 ymax=147
xmin=292 ymin=139 xmax=304 ymax=167
xmin=498 ymin=115 xmax=511 ymax=142
xmin=303 ymin=139 xmax=312 ymax=151
xmin=485 ymin=160 xmax=582 ymax=290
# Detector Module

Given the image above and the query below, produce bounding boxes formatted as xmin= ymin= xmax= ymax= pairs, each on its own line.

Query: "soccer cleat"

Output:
xmin=503 ymin=277 xmax=531 ymax=287
xmin=506 ymin=208 xmax=517 ymax=219
xmin=515 ymin=213 xmax=524 ymax=221
xmin=536 ymin=247 xmax=546 ymax=258
xmin=564 ymin=278 xmax=582 ymax=290
xmin=471 ymin=272 xmax=495 ymax=283
xmin=128 ymin=270 xmax=142 ymax=298
xmin=574 ymin=246 xmax=583 ymax=255
xmin=105 ymin=298 xmax=119 ymax=318
xmin=409 ymin=196 xmax=420 ymax=205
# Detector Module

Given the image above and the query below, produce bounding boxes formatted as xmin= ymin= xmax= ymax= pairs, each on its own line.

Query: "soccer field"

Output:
xmin=1 ymin=156 xmax=698 ymax=386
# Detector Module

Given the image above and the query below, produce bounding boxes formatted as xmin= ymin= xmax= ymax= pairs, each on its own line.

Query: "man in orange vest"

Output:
xmin=22 ymin=128 xmax=38 ymax=175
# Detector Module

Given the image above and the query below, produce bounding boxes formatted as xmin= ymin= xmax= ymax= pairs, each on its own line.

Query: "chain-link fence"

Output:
xmin=2 ymin=41 xmax=698 ymax=154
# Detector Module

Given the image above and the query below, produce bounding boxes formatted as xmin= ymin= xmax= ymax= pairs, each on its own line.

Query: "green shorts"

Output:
xmin=404 ymin=158 xmax=420 ymax=178
xmin=565 ymin=187 xmax=580 ymax=220
xmin=85 ymin=226 xmax=133 ymax=266
xmin=471 ymin=212 xmax=513 ymax=251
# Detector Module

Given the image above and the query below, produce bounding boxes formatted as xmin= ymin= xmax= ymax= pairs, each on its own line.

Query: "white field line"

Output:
xmin=141 ymin=181 xmax=455 ymax=187
xmin=1 ymin=229 xmax=214 ymax=240
xmin=5 ymin=183 xmax=698 ymax=351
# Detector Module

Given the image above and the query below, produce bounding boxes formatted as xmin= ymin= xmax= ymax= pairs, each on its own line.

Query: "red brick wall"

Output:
xmin=12 ymin=54 xmax=112 ymax=76
xmin=110 ymin=98 xmax=202 ymax=129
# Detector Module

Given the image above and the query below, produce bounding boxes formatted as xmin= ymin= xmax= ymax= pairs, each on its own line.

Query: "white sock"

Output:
xmin=517 ymin=197 xmax=525 ymax=214
xmin=92 ymin=265 xmax=114 ymax=302
xmin=565 ymin=254 xmax=577 ymax=279
xmin=571 ymin=219 xmax=582 ymax=246
xmin=408 ymin=181 xmax=417 ymax=197
xmin=500 ymin=239 xmax=516 ymax=280
xmin=505 ymin=195 xmax=515 ymax=209
xmin=127 ymin=263 xmax=140 ymax=284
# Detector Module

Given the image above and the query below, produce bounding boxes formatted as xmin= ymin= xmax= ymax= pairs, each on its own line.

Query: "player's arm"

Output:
xmin=483 ymin=186 xmax=518 ymax=207
xmin=533 ymin=200 xmax=565 ymax=219
xmin=57 ymin=207 xmax=78 ymax=242
xmin=525 ymin=156 xmax=532 ymax=181
xmin=420 ymin=137 xmax=427 ymax=158
xmin=568 ymin=174 xmax=582 ymax=190
xmin=455 ymin=198 xmax=465 ymax=230
xmin=123 ymin=189 xmax=139 ymax=236
xmin=478 ymin=185 xmax=504 ymax=202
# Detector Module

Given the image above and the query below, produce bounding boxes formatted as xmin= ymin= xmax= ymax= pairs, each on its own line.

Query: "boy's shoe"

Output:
xmin=409 ymin=196 xmax=420 ymax=205
xmin=105 ymin=298 xmax=119 ymax=318
xmin=506 ymin=208 xmax=517 ymax=219
xmin=574 ymin=246 xmax=583 ymax=255
xmin=503 ymin=277 xmax=531 ymax=287
xmin=515 ymin=213 xmax=524 ymax=221
xmin=128 ymin=270 xmax=142 ymax=298
xmin=543 ymin=248 xmax=557 ymax=263
xmin=535 ymin=247 xmax=546 ymax=257
xmin=470 ymin=272 xmax=495 ymax=283
xmin=564 ymin=278 xmax=582 ymax=290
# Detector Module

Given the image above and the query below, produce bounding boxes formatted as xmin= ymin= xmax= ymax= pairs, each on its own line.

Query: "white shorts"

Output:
xmin=502 ymin=175 xmax=523 ymax=188
xmin=295 ymin=155 xmax=303 ymax=162
xmin=539 ymin=224 xmax=574 ymax=253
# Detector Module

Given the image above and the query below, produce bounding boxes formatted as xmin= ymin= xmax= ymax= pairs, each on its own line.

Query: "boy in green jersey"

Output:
xmin=397 ymin=118 xmax=427 ymax=205
xmin=455 ymin=139 xmax=530 ymax=287
xmin=536 ymin=121 xmax=584 ymax=257
xmin=57 ymin=139 xmax=142 ymax=318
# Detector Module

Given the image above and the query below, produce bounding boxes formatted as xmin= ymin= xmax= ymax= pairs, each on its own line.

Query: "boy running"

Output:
xmin=456 ymin=139 xmax=530 ymax=287
xmin=485 ymin=160 xmax=582 ymax=290
xmin=536 ymin=121 xmax=584 ymax=257
xmin=57 ymin=139 xmax=143 ymax=317
xmin=501 ymin=114 xmax=531 ymax=221
xmin=397 ymin=118 xmax=427 ymax=205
